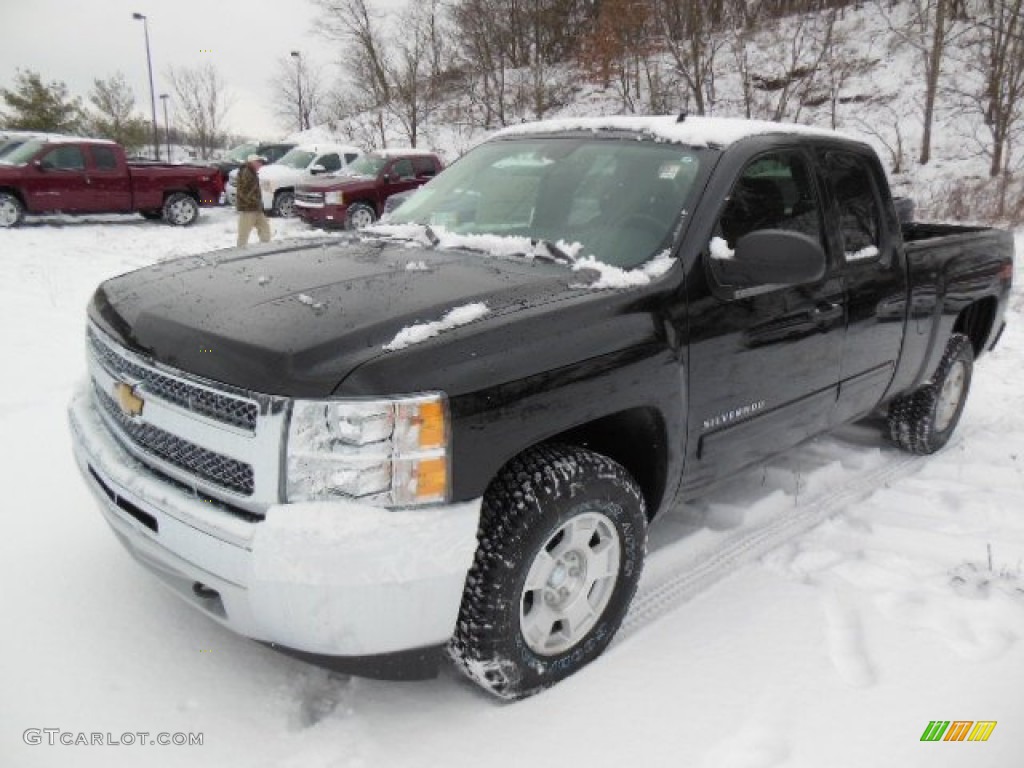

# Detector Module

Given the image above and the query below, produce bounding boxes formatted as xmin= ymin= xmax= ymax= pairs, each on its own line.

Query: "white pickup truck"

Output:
xmin=252 ymin=143 xmax=362 ymax=217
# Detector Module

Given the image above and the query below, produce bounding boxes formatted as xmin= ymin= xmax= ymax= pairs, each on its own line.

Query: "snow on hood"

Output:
xmin=383 ymin=302 xmax=490 ymax=351
xmin=493 ymin=115 xmax=851 ymax=148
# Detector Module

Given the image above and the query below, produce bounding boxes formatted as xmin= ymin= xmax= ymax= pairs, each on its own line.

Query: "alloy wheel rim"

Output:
xmin=935 ymin=360 xmax=966 ymax=432
xmin=350 ymin=207 xmax=374 ymax=229
xmin=519 ymin=509 xmax=621 ymax=656
xmin=278 ymin=195 xmax=295 ymax=217
xmin=0 ymin=199 xmax=18 ymax=226
xmin=168 ymin=199 xmax=195 ymax=225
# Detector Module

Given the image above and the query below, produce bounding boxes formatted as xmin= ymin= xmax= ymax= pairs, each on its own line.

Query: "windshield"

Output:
xmin=224 ymin=143 xmax=257 ymax=163
xmin=345 ymin=153 xmax=387 ymax=176
xmin=388 ymin=137 xmax=707 ymax=269
xmin=277 ymin=149 xmax=316 ymax=169
xmin=0 ymin=139 xmax=45 ymax=166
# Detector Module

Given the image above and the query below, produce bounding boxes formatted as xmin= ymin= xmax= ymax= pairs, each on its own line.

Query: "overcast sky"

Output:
xmin=0 ymin=0 xmax=408 ymax=141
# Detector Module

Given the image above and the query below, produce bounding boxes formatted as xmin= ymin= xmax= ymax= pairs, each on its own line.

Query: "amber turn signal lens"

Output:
xmin=417 ymin=400 xmax=446 ymax=449
xmin=415 ymin=457 xmax=448 ymax=500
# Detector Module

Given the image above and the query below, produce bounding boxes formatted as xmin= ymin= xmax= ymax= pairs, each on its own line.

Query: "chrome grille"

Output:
xmin=88 ymin=327 xmax=258 ymax=431
xmin=295 ymin=191 xmax=324 ymax=206
xmin=94 ymin=383 xmax=255 ymax=496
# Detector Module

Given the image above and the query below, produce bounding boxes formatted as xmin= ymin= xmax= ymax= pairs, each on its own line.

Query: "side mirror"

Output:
xmin=309 ymin=164 xmax=327 ymax=175
xmin=34 ymin=160 xmax=45 ymax=171
xmin=713 ymin=230 xmax=826 ymax=287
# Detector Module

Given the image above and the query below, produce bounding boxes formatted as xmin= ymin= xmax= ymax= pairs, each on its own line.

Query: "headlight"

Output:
xmin=286 ymin=393 xmax=449 ymax=507
xmin=324 ymin=190 xmax=343 ymax=205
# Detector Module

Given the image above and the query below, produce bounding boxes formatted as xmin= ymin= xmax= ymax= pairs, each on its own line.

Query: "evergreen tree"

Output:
xmin=0 ymin=69 xmax=85 ymax=133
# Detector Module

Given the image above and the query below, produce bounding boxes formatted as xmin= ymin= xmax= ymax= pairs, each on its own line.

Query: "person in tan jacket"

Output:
xmin=236 ymin=154 xmax=271 ymax=247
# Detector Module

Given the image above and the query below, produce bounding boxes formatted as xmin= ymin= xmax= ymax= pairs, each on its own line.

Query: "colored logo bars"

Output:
xmin=920 ymin=721 xmax=997 ymax=742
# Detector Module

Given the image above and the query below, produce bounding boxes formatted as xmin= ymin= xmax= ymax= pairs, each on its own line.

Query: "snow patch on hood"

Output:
xmin=383 ymin=302 xmax=490 ymax=351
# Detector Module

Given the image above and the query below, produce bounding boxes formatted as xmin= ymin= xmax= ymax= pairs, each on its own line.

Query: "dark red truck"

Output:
xmin=0 ymin=137 xmax=223 ymax=227
xmin=295 ymin=150 xmax=443 ymax=229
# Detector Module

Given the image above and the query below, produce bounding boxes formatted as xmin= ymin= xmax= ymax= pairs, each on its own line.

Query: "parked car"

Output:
xmin=257 ymin=143 xmax=362 ymax=217
xmin=295 ymin=150 xmax=443 ymax=229
xmin=69 ymin=116 xmax=1013 ymax=700
xmin=0 ymin=137 xmax=223 ymax=226
xmin=209 ymin=141 xmax=296 ymax=191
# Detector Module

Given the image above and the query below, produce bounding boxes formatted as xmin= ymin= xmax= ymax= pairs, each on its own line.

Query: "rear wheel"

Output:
xmin=449 ymin=444 xmax=647 ymax=700
xmin=0 ymin=192 xmax=24 ymax=228
xmin=273 ymin=190 xmax=296 ymax=217
xmin=345 ymin=202 xmax=376 ymax=230
xmin=889 ymin=333 xmax=974 ymax=454
xmin=162 ymin=193 xmax=199 ymax=226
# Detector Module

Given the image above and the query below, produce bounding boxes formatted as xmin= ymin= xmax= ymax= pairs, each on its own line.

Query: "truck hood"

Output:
xmin=258 ymin=164 xmax=305 ymax=184
xmin=297 ymin=173 xmax=374 ymax=193
xmin=88 ymin=237 xmax=598 ymax=397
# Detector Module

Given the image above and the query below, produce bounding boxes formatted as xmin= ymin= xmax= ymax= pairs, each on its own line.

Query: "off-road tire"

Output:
xmin=273 ymin=190 xmax=295 ymax=218
xmin=345 ymin=202 xmax=376 ymax=230
xmin=449 ymin=444 xmax=647 ymax=700
xmin=162 ymin=193 xmax=199 ymax=226
xmin=0 ymin=192 xmax=25 ymax=228
xmin=888 ymin=333 xmax=973 ymax=454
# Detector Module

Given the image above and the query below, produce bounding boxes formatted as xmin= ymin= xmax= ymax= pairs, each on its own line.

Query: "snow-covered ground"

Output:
xmin=1 ymin=206 xmax=1022 ymax=767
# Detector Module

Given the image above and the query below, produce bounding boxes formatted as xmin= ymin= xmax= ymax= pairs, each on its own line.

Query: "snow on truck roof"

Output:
xmin=492 ymin=115 xmax=852 ymax=148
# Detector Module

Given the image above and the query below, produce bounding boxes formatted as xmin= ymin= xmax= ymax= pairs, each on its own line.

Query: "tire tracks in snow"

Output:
xmin=617 ymin=443 xmax=933 ymax=642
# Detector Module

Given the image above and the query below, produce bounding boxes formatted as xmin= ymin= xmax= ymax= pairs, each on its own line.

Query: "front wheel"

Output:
xmin=889 ymin=333 xmax=974 ymax=454
xmin=345 ymin=202 xmax=377 ymax=230
xmin=0 ymin=192 xmax=25 ymax=228
xmin=449 ymin=444 xmax=647 ymax=700
xmin=273 ymin=190 xmax=295 ymax=218
xmin=162 ymin=193 xmax=199 ymax=226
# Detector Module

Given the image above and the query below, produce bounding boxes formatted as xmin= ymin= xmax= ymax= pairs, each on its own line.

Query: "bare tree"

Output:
xmin=272 ymin=55 xmax=325 ymax=133
xmin=314 ymin=0 xmax=392 ymax=146
xmin=655 ymin=1 xmax=724 ymax=115
xmin=167 ymin=64 xmax=232 ymax=159
xmin=963 ymin=0 xmax=1024 ymax=183
xmin=385 ymin=0 xmax=449 ymax=146
xmin=875 ymin=0 xmax=967 ymax=164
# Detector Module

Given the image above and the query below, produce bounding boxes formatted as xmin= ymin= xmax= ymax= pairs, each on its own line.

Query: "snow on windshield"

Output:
xmin=382 ymin=135 xmax=700 ymax=283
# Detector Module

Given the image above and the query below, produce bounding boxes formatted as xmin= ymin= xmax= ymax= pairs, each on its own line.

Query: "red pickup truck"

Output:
xmin=0 ymin=137 xmax=223 ymax=227
xmin=295 ymin=150 xmax=443 ymax=229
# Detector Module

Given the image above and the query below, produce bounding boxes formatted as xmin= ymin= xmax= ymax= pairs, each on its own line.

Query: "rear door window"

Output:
xmin=413 ymin=157 xmax=438 ymax=177
xmin=90 ymin=145 xmax=118 ymax=170
xmin=824 ymin=152 xmax=882 ymax=262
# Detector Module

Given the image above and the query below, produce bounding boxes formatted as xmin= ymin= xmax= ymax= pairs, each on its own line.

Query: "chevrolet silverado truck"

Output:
xmin=295 ymin=149 xmax=443 ymax=229
xmin=0 ymin=137 xmax=223 ymax=227
xmin=69 ymin=116 xmax=1014 ymax=700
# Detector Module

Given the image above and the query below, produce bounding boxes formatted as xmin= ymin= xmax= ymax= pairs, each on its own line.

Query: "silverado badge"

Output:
xmin=114 ymin=381 xmax=145 ymax=418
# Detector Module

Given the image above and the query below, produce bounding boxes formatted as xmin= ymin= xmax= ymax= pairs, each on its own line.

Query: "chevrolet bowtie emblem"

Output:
xmin=114 ymin=381 xmax=145 ymax=418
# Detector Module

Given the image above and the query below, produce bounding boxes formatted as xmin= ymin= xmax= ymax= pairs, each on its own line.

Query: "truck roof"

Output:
xmin=492 ymin=115 xmax=852 ymax=149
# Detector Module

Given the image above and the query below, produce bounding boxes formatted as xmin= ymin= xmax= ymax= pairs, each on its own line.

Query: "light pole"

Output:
xmin=160 ymin=93 xmax=170 ymax=162
xmin=132 ymin=12 xmax=160 ymax=161
xmin=290 ymin=51 xmax=303 ymax=132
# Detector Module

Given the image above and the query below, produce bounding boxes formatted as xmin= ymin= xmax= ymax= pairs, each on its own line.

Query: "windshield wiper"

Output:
xmin=531 ymin=239 xmax=573 ymax=265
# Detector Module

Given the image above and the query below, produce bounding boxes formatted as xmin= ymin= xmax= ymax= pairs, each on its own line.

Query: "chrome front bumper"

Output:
xmin=68 ymin=383 xmax=481 ymax=664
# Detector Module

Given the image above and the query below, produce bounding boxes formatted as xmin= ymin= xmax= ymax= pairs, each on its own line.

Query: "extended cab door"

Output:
xmin=817 ymin=149 xmax=908 ymax=424
xmin=683 ymin=148 xmax=845 ymax=490
xmin=82 ymin=144 xmax=131 ymax=212
xmin=26 ymin=144 xmax=91 ymax=212
xmin=383 ymin=157 xmax=421 ymax=197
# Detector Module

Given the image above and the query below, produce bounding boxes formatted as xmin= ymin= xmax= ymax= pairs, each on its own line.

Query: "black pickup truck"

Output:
xmin=69 ymin=116 xmax=1014 ymax=700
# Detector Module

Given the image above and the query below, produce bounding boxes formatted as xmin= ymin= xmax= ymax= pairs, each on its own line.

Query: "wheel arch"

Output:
xmin=481 ymin=407 xmax=669 ymax=522
xmin=0 ymin=186 xmax=27 ymax=207
xmin=953 ymin=297 xmax=997 ymax=360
